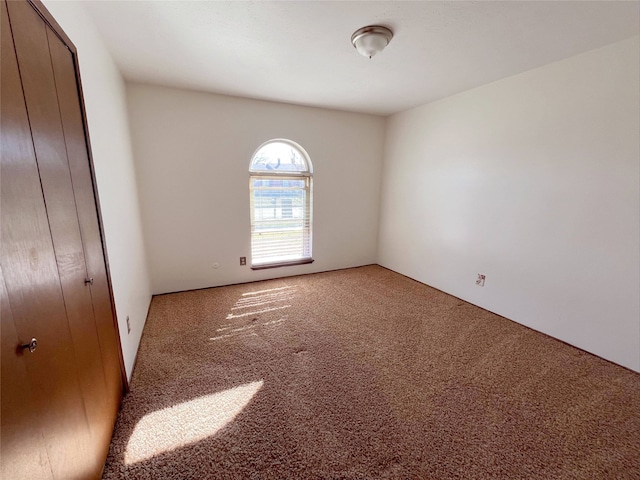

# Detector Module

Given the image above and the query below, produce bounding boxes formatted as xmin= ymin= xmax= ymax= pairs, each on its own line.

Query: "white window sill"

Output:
xmin=251 ymin=258 xmax=314 ymax=270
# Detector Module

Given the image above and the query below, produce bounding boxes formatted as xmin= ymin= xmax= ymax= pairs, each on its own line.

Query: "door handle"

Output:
xmin=20 ymin=338 xmax=38 ymax=354
xmin=84 ymin=277 xmax=94 ymax=285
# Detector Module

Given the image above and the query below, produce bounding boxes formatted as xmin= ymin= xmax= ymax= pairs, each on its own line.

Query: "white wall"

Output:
xmin=43 ymin=1 xmax=152 ymax=380
xmin=126 ymin=84 xmax=385 ymax=294
xmin=379 ymin=37 xmax=640 ymax=372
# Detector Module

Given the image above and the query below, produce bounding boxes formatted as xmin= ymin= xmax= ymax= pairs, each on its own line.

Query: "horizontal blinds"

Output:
xmin=250 ymin=175 xmax=311 ymax=265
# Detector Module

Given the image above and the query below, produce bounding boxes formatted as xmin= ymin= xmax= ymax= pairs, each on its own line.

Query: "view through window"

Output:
xmin=249 ymin=140 xmax=313 ymax=268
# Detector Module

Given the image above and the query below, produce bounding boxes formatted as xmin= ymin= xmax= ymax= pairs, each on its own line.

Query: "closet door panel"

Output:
xmin=7 ymin=0 xmax=108 ymax=475
xmin=8 ymin=0 xmax=110 ymax=455
xmin=1 ymin=1 xmax=93 ymax=477
xmin=48 ymin=28 xmax=124 ymax=424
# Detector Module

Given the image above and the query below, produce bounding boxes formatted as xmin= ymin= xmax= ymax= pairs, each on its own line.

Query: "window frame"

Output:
xmin=249 ymin=139 xmax=313 ymax=270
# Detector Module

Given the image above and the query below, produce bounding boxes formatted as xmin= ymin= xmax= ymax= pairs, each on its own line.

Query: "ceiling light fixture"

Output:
xmin=351 ymin=25 xmax=393 ymax=59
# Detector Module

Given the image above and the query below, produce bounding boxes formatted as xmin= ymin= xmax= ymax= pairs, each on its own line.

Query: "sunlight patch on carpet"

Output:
xmin=241 ymin=285 xmax=293 ymax=296
xmin=231 ymin=288 xmax=296 ymax=311
xmin=124 ymin=380 xmax=264 ymax=465
xmin=212 ymin=318 xmax=286 ymax=337
xmin=225 ymin=304 xmax=291 ymax=320
xmin=211 ymin=318 xmax=286 ymax=341
xmin=231 ymin=295 xmax=295 ymax=310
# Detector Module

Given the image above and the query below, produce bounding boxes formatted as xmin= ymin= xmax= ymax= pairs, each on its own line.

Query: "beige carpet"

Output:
xmin=102 ymin=265 xmax=640 ymax=479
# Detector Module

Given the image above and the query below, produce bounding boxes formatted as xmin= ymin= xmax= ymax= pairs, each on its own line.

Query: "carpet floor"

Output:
xmin=102 ymin=265 xmax=640 ymax=479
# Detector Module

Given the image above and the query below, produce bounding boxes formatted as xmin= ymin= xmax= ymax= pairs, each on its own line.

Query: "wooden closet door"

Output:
xmin=7 ymin=0 xmax=117 ymax=474
xmin=2 ymin=0 xmax=124 ymax=477
xmin=1 ymin=1 xmax=94 ymax=477
xmin=48 ymin=24 xmax=124 ymax=423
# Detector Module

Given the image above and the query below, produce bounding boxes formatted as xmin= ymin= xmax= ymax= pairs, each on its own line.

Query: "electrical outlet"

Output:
xmin=240 ymin=257 xmax=246 ymax=266
xmin=126 ymin=316 xmax=131 ymax=334
xmin=476 ymin=274 xmax=486 ymax=287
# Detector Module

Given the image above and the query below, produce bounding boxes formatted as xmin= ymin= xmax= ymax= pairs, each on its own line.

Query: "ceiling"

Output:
xmin=83 ymin=1 xmax=640 ymax=116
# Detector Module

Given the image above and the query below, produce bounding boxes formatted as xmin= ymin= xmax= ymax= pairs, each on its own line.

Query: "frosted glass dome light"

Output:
xmin=351 ymin=25 xmax=393 ymax=59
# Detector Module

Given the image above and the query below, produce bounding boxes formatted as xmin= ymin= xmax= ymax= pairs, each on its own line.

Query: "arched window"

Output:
xmin=249 ymin=139 xmax=313 ymax=269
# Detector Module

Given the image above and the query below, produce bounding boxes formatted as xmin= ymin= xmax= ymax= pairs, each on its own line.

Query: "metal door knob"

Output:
xmin=21 ymin=338 xmax=38 ymax=353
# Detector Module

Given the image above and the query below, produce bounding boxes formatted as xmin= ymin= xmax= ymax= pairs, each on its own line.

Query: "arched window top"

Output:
xmin=250 ymin=139 xmax=312 ymax=174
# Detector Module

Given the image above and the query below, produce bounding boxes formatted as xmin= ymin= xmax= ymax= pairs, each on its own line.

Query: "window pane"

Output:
xmin=250 ymin=176 xmax=311 ymax=265
xmin=250 ymin=141 xmax=309 ymax=173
